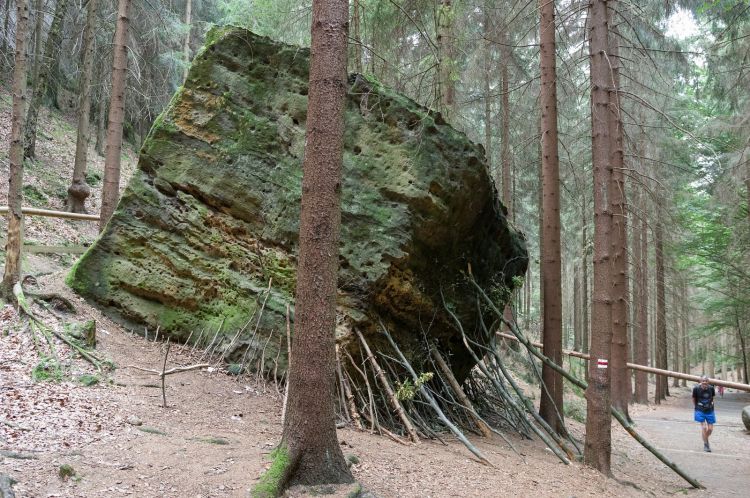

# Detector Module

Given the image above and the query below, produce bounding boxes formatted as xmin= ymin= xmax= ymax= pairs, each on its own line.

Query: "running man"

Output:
xmin=693 ymin=375 xmax=716 ymax=452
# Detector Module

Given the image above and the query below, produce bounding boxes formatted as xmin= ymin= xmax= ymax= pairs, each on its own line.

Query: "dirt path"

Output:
xmin=630 ymin=386 xmax=750 ymax=497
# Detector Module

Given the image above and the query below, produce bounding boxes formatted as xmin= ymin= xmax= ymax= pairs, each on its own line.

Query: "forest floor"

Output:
xmin=2 ymin=89 xmax=750 ymax=498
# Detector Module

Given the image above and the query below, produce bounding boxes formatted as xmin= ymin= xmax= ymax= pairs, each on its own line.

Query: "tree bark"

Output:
xmin=1 ymin=0 xmax=11 ymax=62
xmin=67 ymin=0 xmax=98 ymax=213
xmin=500 ymin=31 xmax=511 ymax=214
xmin=582 ymin=207 xmax=589 ymax=354
xmin=352 ymin=0 xmax=362 ymax=73
xmin=633 ymin=185 xmax=649 ymax=403
xmin=585 ymin=0 xmax=613 ymax=475
xmin=538 ymin=0 xmax=564 ymax=434
xmin=95 ymin=71 xmax=107 ymax=157
xmin=483 ymin=1 xmax=492 ymax=181
xmin=654 ymin=219 xmax=668 ymax=403
xmin=278 ymin=0 xmax=353 ymax=490
xmin=23 ymin=0 xmax=69 ymax=159
xmin=607 ymin=9 xmax=630 ymax=418
xmin=99 ymin=0 xmax=131 ymax=231
xmin=574 ymin=263 xmax=581 ymax=352
xmin=31 ymin=0 xmax=42 ymax=84
xmin=436 ymin=0 xmax=456 ymax=121
xmin=1 ymin=0 xmax=29 ymax=301
xmin=182 ymin=0 xmax=191 ymax=81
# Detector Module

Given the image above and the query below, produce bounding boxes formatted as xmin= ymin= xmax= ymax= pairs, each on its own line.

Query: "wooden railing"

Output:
xmin=1 ymin=206 xmax=99 ymax=255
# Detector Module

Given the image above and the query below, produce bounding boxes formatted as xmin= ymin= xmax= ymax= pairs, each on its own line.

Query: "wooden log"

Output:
xmin=0 ymin=205 xmax=100 ymax=221
xmin=497 ymin=332 xmax=750 ymax=392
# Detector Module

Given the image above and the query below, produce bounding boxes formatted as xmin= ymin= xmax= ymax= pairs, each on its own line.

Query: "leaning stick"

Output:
xmin=161 ymin=341 xmax=171 ymax=407
xmin=381 ymin=325 xmax=492 ymax=466
xmin=125 ymin=363 xmax=209 ymax=377
xmin=356 ymin=329 xmax=420 ymax=443
xmin=345 ymin=349 xmax=377 ymax=433
xmin=430 ymin=347 xmax=493 ymax=438
xmin=469 ymin=276 xmax=704 ymax=489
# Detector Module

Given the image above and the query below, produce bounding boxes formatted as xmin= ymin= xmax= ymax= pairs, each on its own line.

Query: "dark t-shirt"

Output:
xmin=693 ymin=385 xmax=715 ymax=412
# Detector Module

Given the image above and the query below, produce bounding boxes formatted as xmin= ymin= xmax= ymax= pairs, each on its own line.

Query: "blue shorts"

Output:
xmin=694 ymin=410 xmax=716 ymax=424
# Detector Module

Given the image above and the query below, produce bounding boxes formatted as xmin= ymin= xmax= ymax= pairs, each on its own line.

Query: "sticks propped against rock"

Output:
xmin=380 ymin=324 xmax=493 ymax=467
xmin=356 ymin=329 xmax=420 ymax=444
xmin=468 ymin=274 xmax=704 ymax=490
xmin=430 ymin=347 xmax=492 ymax=438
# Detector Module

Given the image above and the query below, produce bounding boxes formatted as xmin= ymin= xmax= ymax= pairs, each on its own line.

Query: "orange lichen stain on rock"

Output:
xmin=170 ymin=88 xmax=225 ymax=144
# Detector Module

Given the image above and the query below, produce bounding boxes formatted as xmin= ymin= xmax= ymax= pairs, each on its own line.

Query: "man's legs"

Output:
xmin=701 ymin=421 xmax=713 ymax=451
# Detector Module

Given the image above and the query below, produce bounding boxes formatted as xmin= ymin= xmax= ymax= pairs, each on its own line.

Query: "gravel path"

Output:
xmin=631 ymin=387 xmax=750 ymax=497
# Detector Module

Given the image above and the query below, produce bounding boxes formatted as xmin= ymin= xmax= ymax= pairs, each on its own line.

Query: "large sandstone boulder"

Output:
xmin=68 ymin=27 xmax=527 ymax=379
xmin=742 ymin=405 xmax=750 ymax=431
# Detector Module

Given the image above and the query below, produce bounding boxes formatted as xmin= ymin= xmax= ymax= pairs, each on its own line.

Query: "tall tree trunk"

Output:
xmin=66 ymin=0 xmax=98 ymax=213
xmin=681 ymin=281 xmax=688 ymax=386
xmin=582 ymin=208 xmax=589 ymax=354
xmin=23 ymin=0 xmax=69 ymax=159
xmin=607 ymin=10 xmax=630 ymax=419
xmin=352 ymin=0 xmax=362 ymax=73
xmin=483 ymin=1 xmax=492 ymax=181
xmin=633 ymin=186 xmax=649 ymax=403
xmin=573 ymin=264 xmax=582 ymax=351
xmin=277 ymin=0 xmax=353 ymax=491
xmin=99 ymin=0 xmax=131 ymax=231
xmin=654 ymin=219 xmax=667 ymax=403
xmin=182 ymin=0 xmax=191 ymax=81
xmin=500 ymin=32 xmax=511 ymax=213
xmin=31 ymin=0 xmax=42 ymax=84
xmin=585 ymin=0 xmax=613 ymax=475
xmin=1 ymin=0 xmax=29 ymax=301
xmin=95 ymin=72 xmax=107 ymax=157
xmin=436 ymin=0 xmax=455 ymax=120
xmin=735 ymin=310 xmax=749 ymax=385
xmin=538 ymin=0 xmax=564 ymax=434
xmin=1 ymin=0 xmax=11 ymax=62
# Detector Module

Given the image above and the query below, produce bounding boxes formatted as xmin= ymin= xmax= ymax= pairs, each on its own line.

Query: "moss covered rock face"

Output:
xmin=68 ymin=27 xmax=527 ymax=379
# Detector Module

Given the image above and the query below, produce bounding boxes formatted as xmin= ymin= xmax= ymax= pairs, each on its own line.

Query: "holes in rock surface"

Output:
xmin=299 ymin=87 xmax=308 ymax=96
xmin=353 ymin=145 xmax=362 ymax=155
xmin=292 ymin=118 xmax=299 ymax=126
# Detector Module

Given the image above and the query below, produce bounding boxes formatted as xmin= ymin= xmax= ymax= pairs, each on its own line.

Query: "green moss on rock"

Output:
xmin=67 ymin=28 xmax=527 ymax=381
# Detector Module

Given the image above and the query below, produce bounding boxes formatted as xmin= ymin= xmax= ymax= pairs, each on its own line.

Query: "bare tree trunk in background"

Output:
xmin=681 ymin=281 xmax=689 ymax=386
xmin=31 ymin=0 xmax=42 ymax=84
xmin=585 ymin=0 xmax=613 ymax=475
xmin=607 ymin=10 xmax=630 ymax=419
xmin=582 ymin=208 xmax=589 ymax=354
xmin=95 ymin=70 xmax=108 ymax=156
xmin=483 ymin=1 xmax=492 ymax=181
xmin=538 ymin=0 xmax=564 ymax=434
xmin=1 ymin=0 xmax=29 ymax=301
xmin=67 ymin=0 xmax=98 ymax=213
xmin=654 ymin=219 xmax=667 ymax=403
xmin=1 ymin=0 xmax=11 ymax=62
xmin=277 ymin=0 xmax=354 ymax=491
xmin=100 ymin=0 xmax=131 ymax=231
xmin=672 ymin=293 xmax=681 ymax=388
xmin=500 ymin=32 xmax=511 ymax=213
xmin=182 ymin=0 xmax=191 ymax=81
xmin=23 ymin=0 xmax=69 ymax=159
xmin=352 ymin=0 xmax=362 ymax=73
xmin=436 ymin=0 xmax=455 ymax=121
xmin=735 ymin=310 xmax=749 ymax=384
xmin=632 ymin=185 xmax=648 ymax=403
xmin=573 ymin=263 xmax=583 ymax=351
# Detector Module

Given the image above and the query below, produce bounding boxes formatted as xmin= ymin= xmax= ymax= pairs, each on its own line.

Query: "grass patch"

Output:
xmin=22 ymin=184 xmax=48 ymax=205
xmin=137 ymin=426 xmax=167 ymax=436
xmin=194 ymin=436 xmax=230 ymax=445
xmin=77 ymin=374 xmax=100 ymax=386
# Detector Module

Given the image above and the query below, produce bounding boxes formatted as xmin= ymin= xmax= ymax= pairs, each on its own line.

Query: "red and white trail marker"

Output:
xmin=597 ymin=359 xmax=608 ymax=369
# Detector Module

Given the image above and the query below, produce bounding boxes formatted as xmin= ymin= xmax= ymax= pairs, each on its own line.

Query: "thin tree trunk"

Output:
xmin=500 ymin=31 xmax=511 ymax=213
xmin=1 ymin=0 xmax=29 ymax=301
xmin=735 ymin=311 xmax=749 ymax=385
xmin=352 ymin=0 xmax=362 ymax=73
xmin=182 ymin=0 xmax=191 ymax=81
xmin=1 ymin=0 xmax=11 ymax=61
xmin=585 ymin=0 xmax=614 ymax=475
xmin=277 ymin=0 xmax=353 ymax=490
xmin=681 ymin=282 xmax=688 ymax=386
xmin=67 ymin=0 xmax=98 ymax=213
xmin=23 ymin=0 xmax=69 ymax=159
xmin=31 ymin=0 xmax=42 ymax=84
xmin=633 ymin=187 xmax=648 ymax=403
xmin=574 ymin=263 xmax=581 ymax=352
xmin=483 ymin=1 xmax=492 ymax=182
xmin=95 ymin=72 xmax=107 ymax=156
xmin=538 ymin=0 xmax=564 ymax=434
xmin=654 ymin=220 xmax=667 ymax=403
xmin=582 ymin=204 xmax=589 ymax=354
xmin=436 ymin=0 xmax=455 ymax=120
xmin=99 ymin=0 xmax=131 ymax=230
xmin=607 ymin=9 xmax=630 ymax=418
